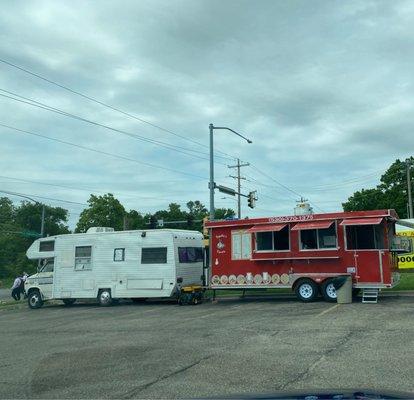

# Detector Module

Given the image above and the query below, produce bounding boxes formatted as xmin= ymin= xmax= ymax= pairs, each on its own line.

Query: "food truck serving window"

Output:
xmin=293 ymin=222 xmax=337 ymax=250
xmin=232 ymin=231 xmax=251 ymax=260
xmin=255 ymin=225 xmax=290 ymax=251
xmin=345 ymin=225 xmax=385 ymax=250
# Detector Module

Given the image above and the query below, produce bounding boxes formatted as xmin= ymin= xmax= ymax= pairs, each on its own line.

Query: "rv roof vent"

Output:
xmin=86 ymin=227 xmax=115 ymax=233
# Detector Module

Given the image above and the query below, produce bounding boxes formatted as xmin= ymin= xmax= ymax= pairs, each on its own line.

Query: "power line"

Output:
xmin=0 ymin=89 xmax=230 ymax=166
xmin=0 ymin=58 xmax=236 ymax=161
xmin=0 ymin=189 xmax=87 ymax=206
xmin=0 ymin=123 xmax=207 ymax=180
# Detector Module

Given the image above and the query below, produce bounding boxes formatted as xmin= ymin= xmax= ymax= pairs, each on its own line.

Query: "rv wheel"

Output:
xmin=321 ymin=280 xmax=337 ymax=302
xmin=62 ymin=299 xmax=76 ymax=306
xmin=98 ymin=289 xmax=113 ymax=306
xmin=28 ymin=290 xmax=43 ymax=309
xmin=295 ymin=279 xmax=318 ymax=302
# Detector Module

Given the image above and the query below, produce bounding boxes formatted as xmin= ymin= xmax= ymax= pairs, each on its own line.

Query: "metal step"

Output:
xmin=362 ymin=288 xmax=379 ymax=304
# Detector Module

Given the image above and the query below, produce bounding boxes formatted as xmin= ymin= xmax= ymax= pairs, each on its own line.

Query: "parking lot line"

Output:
xmin=316 ymin=303 xmax=339 ymax=317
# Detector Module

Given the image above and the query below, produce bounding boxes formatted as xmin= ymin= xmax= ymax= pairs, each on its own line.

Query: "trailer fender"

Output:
xmin=291 ymin=276 xmax=317 ymax=291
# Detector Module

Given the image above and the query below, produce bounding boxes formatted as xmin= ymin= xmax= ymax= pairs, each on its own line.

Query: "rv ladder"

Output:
xmin=362 ymin=288 xmax=379 ymax=304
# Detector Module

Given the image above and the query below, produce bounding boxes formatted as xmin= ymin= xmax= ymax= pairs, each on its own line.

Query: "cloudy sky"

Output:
xmin=0 ymin=0 xmax=413 ymax=229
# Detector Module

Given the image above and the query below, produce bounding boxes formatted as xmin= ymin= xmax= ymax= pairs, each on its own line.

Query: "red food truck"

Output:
xmin=205 ymin=209 xmax=408 ymax=303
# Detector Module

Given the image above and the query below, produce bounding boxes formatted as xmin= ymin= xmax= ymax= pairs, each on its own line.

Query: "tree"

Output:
xmin=126 ymin=210 xmax=147 ymax=230
xmin=0 ymin=198 xmax=70 ymax=279
xmin=75 ymin=194 xmax=126 ymax=233
xmin=215 ymin=207 xmax=236 ymax=220
xmin=343 ymin=157 xmax=413 ymax=218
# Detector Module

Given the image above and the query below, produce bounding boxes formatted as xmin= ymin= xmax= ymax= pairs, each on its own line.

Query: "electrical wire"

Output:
xmin=0 ymin=58 xmax=236 ymax=161
xmin=0 ymin=123 xmax=207 ymax=180
xmin=0 ymin=189 xmax=87 ymax=206
xmin=0 ymin=89 xmax=232 ymax=166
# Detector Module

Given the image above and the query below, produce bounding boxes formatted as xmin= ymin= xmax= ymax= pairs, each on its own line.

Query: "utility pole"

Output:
xmin=228 ymin=159 xmax=250 ymax=219
xmin=40 ymin=204 xmax=45 ymax=237
xmin=407 ymin=159 xmax=413 ymax=219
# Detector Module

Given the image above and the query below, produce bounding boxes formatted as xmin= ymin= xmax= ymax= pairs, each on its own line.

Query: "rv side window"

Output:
xmin=232 ymin=231 xmax=251 ymax=260
xmin=39 ymin=240 xmax=55 ymax=252
xmin=300 ymin=225 xmax=337 ymax=250
xmin=178 ymin=247 xmax=203 ymax=263
xmin=74 ymin=246 xmax=92 ymax=270
xmin=256 ymin=226 xmax=290 ymax=251
xmin=142 ymin=247 xmax=167 ymax=264
xmin=346 ymin=225 xmax=385 ymax=249
xmin=114 ymin=248 xmax=125 ymax=262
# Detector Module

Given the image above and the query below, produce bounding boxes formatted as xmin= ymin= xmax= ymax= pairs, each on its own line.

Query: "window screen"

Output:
xmin=346 ymin=225 xmax=385 ymax=250
xmin=178 ymin=247 xmax=203 ymax=263
xmin=256 ymin=226 xmax=290 ymax=251
xmin=142 ymin=247 xmax=167 ymax=264
xmin=300 ymin=224 xmax=337 ymax=250
xmin=75 ymin=246 xmax=92 ymax=270
xmin=39 ymin=240 xmax=55 ymax=252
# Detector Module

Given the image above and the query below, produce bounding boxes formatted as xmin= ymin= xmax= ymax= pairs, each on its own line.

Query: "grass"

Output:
xmin=0 ymin=278 xmax=13 ymax=289
xmin=389 ymin=273 xmax=414 ymax=291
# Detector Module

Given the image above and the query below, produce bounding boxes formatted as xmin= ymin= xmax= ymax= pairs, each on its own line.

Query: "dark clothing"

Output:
xmin=11 ymin=288 xmax=21 ymax=301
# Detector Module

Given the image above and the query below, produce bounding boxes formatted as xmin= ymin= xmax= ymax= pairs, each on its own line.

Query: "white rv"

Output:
xmin=25 ymin=227 xmax=204 ymax=309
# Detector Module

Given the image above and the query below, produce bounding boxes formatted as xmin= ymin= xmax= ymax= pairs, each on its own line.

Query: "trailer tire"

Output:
xmin=321 ymin=279 xmax=337 ymax=302
xmin=98 ymin=289 xmax=113 ymax=307
xmin=28 ymin=290 xmax=43 ymax=309
xmin=294 ymin=279 xmax=318 ymax=302
xmin=62 ymin=299 xmax=76 ymax=306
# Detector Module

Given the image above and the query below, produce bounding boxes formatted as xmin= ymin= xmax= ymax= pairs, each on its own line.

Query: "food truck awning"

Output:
xmin=291 ymin=220 xmax=334 ymax=231
xmin=248 ymin=224 xmax=287 ymax=233
xmin=340 ymin=217 xmax=383 ymax=226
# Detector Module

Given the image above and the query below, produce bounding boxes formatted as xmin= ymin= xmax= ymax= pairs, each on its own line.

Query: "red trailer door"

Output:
xmin=352 ymin=250 xmax=383 ymax=284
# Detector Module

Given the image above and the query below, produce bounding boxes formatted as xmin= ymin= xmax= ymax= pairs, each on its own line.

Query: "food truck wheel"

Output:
xmin=321 ymin=280 xmax=337 ymax=302
xmin=295 ymin=279 xmax=318 ymax=302
xmin=28 ymin=290 xmax=43 ymax=309
xmin=98 ymin=289 xmax=113 ymax=306
xmin=62 ymin=299 xmax=76 ymax=306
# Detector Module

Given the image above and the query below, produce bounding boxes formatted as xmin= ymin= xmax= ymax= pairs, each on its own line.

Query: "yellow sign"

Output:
xmin=397 ymin=231 xmax=414 ymax=269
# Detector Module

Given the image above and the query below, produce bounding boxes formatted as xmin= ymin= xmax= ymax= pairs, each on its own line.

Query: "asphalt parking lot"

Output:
xmin=1 ymin=294 xmax=413 ymax=399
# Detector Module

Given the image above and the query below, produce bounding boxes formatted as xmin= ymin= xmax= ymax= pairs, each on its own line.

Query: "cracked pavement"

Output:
xmin=0 ymin=295 xmax=413 ymax=398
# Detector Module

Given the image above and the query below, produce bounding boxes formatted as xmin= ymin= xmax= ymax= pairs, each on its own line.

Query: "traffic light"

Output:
xmin=247 ymin=191 xmax=257 ymax=209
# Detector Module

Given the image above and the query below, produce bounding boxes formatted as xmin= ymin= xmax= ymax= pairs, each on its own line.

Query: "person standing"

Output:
xmin=20 ymin=272 xmax=28 ymax=299
xmin=11 ymin=276 xmax=22 ymax=301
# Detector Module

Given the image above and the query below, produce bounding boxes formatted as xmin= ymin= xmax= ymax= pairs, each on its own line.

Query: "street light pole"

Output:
xmin=209 ymin=124 xmax=252 ymax=220
xmin=209 ymin=123 xmax=215 ymax=220
xmin=407 ymin=159 xmax=413 ymax=219
xmin=40 ymin=204 xmax=45 ymax=237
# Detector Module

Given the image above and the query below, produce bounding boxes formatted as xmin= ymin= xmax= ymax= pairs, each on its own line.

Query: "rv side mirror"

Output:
xmin=177 ymin=277 xmax=183 ymax=284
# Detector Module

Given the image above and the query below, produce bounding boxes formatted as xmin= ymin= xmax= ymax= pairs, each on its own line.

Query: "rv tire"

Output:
xmin=98 ymin=289 xmax=113 ymax=306
xmin=28 ymin=290 xmax=43 ymax=309
xmin=321 ymin=279 xmax=337 ymax=302
xmin=294 ymin=279 xmax=318 ymax=302
xmin=62 ymin=299 xmax=76 ymax=306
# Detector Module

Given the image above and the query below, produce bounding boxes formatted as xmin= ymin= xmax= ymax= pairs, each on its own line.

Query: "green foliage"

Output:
xmin=1 ymin=192 xmax=237 ymax=280
xmin=343 ymin=157 xmax=413 ymax=218
xmin=0 ymin=197 xmax=69 ymax=279
xmin=75 ymin=194 xmax=126 ymax=232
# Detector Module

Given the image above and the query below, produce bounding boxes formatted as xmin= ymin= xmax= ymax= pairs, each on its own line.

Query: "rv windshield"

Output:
xmin=39 ymin=258 xmax=54 ymax=273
